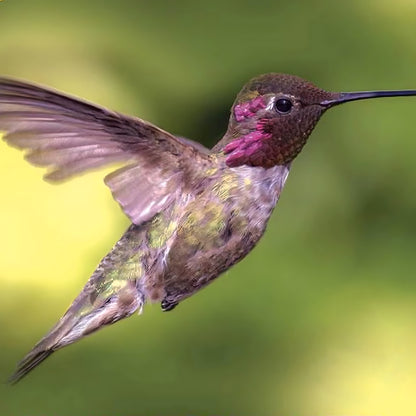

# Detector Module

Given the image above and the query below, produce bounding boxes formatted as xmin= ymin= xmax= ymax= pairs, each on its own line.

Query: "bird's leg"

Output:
xmin=161 ymin=299 xmax=178 ymax=312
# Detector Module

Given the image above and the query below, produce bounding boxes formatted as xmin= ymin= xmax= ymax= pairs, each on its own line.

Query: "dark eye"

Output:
xmin=275 ymin=98 xmax=293 ymax=114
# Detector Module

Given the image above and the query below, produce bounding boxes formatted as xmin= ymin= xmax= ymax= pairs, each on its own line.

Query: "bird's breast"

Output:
xmin=144 ymin=162 xmax=291 ymax=304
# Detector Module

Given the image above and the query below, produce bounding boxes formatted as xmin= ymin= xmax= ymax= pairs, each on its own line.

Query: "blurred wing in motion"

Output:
xmin=0 ymin=78 xmax=210 ymax=224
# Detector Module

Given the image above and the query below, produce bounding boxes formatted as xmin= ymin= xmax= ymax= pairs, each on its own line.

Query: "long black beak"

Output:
xmin=321 ymin=89 xmax=416 ymax=107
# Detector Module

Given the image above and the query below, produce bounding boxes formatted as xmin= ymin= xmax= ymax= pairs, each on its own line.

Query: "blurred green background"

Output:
xmin=1 ymin=0 xmax=416 ymax=415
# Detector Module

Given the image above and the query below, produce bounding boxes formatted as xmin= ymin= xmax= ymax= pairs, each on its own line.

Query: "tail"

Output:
xmin=9 ymin=277 xmax=145 ymax=384
xmin=8 ymin=351 xmax=53 ymax=384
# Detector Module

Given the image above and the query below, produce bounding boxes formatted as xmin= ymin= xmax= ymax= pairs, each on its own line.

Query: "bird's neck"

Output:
xmin=213 ymin=112 xmax=290 ymax=169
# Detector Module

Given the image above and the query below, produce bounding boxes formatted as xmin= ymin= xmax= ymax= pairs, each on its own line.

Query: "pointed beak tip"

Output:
xmin=320 ymin=89 xmax=416 ymax=108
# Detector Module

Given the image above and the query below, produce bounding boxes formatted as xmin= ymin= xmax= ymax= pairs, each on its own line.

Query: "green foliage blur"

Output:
xmin=1 ymin=0 xmax=416 ymax=415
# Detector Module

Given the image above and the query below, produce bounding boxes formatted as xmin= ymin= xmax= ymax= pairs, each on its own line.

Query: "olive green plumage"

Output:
xmin=2 ymin=72 xmax=416 ymax=382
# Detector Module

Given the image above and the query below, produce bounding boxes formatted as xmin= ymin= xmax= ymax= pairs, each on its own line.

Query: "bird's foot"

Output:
xmin=161 ymin=299 xmax=178 ymax=312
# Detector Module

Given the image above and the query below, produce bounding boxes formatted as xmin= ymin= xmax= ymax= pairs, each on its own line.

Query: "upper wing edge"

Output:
xmin=0 ymin=77 xmax=212 ymax=224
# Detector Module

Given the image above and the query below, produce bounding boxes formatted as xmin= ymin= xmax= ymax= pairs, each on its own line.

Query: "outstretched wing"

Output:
xmin=0 ymin=78 xmax=210 ymax=224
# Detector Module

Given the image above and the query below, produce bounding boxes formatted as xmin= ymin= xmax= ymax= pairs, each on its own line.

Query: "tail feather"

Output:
xmin=9 ymin=279 xmax=144 ymax=383
xmin=8 ymin=350 xmax=54 ymax=384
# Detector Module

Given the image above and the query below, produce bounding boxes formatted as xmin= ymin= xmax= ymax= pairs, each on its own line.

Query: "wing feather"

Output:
xmin=0 ymin=78 xmax=210 ymax=224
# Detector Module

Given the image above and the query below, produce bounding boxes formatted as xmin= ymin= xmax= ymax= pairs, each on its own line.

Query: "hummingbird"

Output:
xmin=2 ymin=73 xmax=416 ymax=383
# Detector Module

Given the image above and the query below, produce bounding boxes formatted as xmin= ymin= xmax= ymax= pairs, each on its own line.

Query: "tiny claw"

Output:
xmin=161 ymin=299 xmax=178 ymax=312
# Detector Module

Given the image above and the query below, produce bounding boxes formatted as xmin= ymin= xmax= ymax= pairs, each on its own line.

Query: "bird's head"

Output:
xmin=220 ymin=73 xmax=416 ymax=168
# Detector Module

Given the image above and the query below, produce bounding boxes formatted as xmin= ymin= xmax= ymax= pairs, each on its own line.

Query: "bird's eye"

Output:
xmin=275 ymin=98 xmax=293 ymax=114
